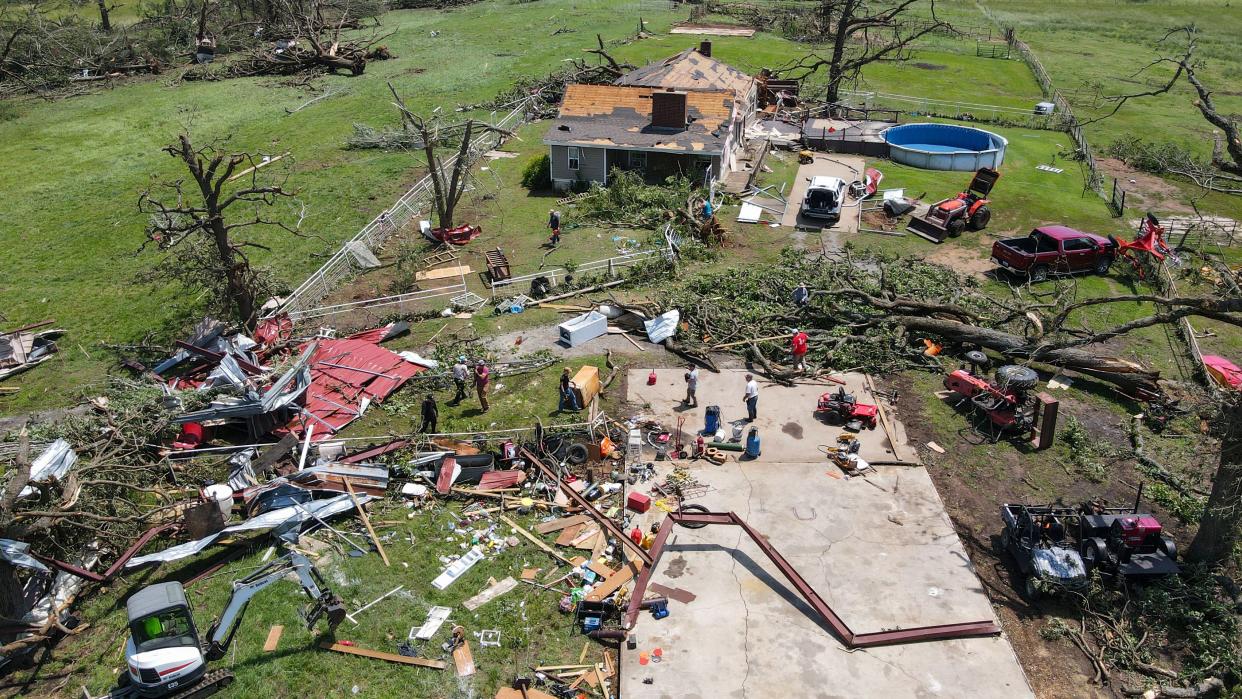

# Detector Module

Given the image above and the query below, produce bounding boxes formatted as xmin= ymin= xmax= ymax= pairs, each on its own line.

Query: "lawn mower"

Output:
xmin=998 ymin=503 xmax=1088 ymax=600
xmin=943 ymin=362 xmax=1038 ymax=440
xmin=908 ymin=167 xmax=1000 ymax=243
xmin=815 ymin=387 xmax=877 ymax=431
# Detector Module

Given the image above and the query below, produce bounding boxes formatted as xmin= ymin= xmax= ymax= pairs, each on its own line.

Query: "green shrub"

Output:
xmin=520 ymin=154 xmax=552 ymax=191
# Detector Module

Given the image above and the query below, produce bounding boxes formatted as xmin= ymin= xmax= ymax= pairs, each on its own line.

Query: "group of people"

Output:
xmin=417 ymin=356 xmax=492 ymax=435
xmin=679 ymin=324 xmax=812 ymax=422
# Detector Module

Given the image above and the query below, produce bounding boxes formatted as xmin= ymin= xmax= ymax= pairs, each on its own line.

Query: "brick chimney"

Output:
xmin=699 ymin=40 xmax=712 ymax=57
xmin=650 ymin=89 xmax=688 ymax=130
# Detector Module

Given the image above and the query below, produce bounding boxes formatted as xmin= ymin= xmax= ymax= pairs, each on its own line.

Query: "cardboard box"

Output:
xmin=571 ymin=365 xmax=601 ymax=407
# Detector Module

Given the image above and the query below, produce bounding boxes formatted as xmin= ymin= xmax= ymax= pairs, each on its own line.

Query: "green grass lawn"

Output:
xmin=0 ymin=0 xmax=688 ymax=411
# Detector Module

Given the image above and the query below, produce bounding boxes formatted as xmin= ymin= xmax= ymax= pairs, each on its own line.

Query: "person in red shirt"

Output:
xmin=474 ymin=361 xmax=491 ymax=412
xmin=791 ymin=328 xmax=810 ymax=373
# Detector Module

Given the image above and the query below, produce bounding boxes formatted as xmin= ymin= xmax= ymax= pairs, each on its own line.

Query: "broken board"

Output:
xmin=463 ymin=577 xmax=518 ymax=611
xmin=320 ymin=641 xmax=447 ymax=669
xmin=495 ymin=689 xmax=558 ymax=699
xmin=263 ymin=625 xmax=284 ymax=652
xmin=453 ymin=640 xmax=476 ymax=677
xmin=585 ymin=560 xmax=644 ymax=602
xmin=534 ymin=514 xmax=589 ymax=535
xmin=555 ymin=523 xmax=585 ymax=546
xmin=416 ymin=265 xmax=472 ymax=282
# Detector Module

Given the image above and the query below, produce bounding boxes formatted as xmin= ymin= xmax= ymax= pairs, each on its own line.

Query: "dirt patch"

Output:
xmin=922 ymin=236 xmax=997 ymax=278
xmin=1095 ymin=157 xmax=1193 ymax=213
xmin=781 ymin=421 xmax=804 ymax=439
xmin=913 ymin=62 xmax=946 ymax=70
xmin=881 ymin=371 xmax=1201 ymax=699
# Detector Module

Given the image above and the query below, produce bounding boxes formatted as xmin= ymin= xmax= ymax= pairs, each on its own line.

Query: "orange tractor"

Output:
xmin=908 ymin=167 xmax=1000 ymax=243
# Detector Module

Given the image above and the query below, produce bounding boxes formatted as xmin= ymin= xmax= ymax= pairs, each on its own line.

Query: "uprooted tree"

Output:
xmin=139 ymin=133 xmax=301 ymax=332
xmin=772 ymin=0 xmax=950 ymax=102
xmin=0 ymin=387 xmax=202 ymax=659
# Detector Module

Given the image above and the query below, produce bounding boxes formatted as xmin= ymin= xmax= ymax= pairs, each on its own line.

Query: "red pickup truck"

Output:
xmin=991 ymin=225 xmax=1117 ymax=282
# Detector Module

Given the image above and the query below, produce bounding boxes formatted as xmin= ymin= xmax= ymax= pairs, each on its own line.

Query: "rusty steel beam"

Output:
xmin=623 ymin=510 xmax=1001 ymax=647
xmin=35 ymin=523 xmax=176 ymax=582
xmin=521 ymin=447 xmax=653 ymax=566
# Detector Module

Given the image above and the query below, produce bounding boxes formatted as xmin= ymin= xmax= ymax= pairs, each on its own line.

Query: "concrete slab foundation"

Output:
xmin=620 ymin=369 xmax=1033 ymax=698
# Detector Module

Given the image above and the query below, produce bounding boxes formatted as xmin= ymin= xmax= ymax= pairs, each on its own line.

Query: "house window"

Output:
xmin=630 ymin=151 xmax=647 ymax=172
xmin=567 ymin=147 xmax=580 ymax=171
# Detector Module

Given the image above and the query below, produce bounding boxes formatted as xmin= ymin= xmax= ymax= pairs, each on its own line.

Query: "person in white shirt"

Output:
xmin=451 ymin=357 xmax=469 ymax=404
xmin=684 ymin=364 xmax=699 ymax=407
xmin=743 ymin=374 xmax=759 ymax=421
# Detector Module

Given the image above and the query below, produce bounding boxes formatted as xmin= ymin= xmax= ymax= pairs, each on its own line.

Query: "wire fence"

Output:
xmin=267 ymin=95 xmax=540 ymax=321
xmin=488 ymin=246 xmax=672 ymax=297
xmin=837 ymin=89 xmax=1062 ymax=131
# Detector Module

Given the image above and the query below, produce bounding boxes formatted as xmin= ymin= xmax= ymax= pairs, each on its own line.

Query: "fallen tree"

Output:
xmin=660 ymin=249 xmax=1241 ymax=397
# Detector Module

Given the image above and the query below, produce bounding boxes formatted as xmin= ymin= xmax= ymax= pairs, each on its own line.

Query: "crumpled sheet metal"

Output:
xmin=20 ymin=439 xmax=77 ymax=499
xmin=125 ymin=493 xmax=373 ymax=568
xmin=0 ymin=539 xmax=49 ymax=573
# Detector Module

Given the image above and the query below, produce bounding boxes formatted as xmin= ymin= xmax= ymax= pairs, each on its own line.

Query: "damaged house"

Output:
xmin=545 ymin=41 xmax=756 ymax=190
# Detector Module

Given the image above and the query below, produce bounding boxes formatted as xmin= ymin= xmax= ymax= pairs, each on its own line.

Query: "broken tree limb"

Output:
xmin=1122 ymin=677 xmax=1225 ymax=698
xmin=1128 ymin=416 xmax=1207 ymax=497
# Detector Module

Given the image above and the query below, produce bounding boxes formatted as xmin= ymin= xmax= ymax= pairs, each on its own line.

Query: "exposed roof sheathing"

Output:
xmin=616 ymin=47 xmax=754 ymax=97
xmin=544 ymin=84 xmax=734 ymax=153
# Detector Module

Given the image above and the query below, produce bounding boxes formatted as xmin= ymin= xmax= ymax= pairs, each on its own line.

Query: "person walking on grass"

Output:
xmin=548 ymin=209 xmax=561 ymax=247
xmin=474 ymin=360 xmax=491 ymax=413
xmin=559 ymin=367 xmax=581 ymax=412
xmin=743 ymin=373 xmax=759 ymax=422
xmin=419 ymin=394 xmax=438 ymax=435
xmin=451 ymin=356 xmax=469 ymax=404
xmin=791 ymin=328 xmax=809 ymax=373
xmin=683 ymin=363 xmax=699 ymax=407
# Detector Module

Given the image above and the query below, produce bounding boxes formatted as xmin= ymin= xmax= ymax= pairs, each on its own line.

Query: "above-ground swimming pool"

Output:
xmin=882 ymin=123 xmax=1007 ymax=171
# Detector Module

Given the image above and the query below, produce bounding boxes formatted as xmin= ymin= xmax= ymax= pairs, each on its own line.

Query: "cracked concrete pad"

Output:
xmin=622 ymin=372 xmax=1033 ymax=698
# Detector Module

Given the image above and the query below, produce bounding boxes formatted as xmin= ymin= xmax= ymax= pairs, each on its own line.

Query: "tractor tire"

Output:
xmin=1094 ymin=255 xmax=1114 ymax=275
xmin=1021 ymin=575 xmax=1041 ymax=601
xmin=677 ymin=503 xmax=711 ymax=528
xmin=947 ymin=217 xmax=966 ymax=238
xmin=1029 ymin=264 xmax=1049 ymax=283
xmin=565 ymin=443 xmax=589 ymax=465
xmin=968 ymin=205 xmax=991 ymax=231
xmin=995 ymin=365 xmax=1039 ymax=391
xmin=1083 ymin=537 xmax=1110 ymax=574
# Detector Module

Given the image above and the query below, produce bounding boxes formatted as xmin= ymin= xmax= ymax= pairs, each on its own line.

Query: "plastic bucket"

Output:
xmin=203 ymin=484 xmax=233 ymax=517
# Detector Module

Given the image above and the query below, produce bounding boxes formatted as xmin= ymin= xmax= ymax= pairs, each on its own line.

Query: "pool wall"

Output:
xmin=882 ymin=123 xmax=1007 ymax=171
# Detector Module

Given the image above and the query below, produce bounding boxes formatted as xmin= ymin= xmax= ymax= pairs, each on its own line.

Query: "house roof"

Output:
xmin=616 ymin=47 xmax=754 ymax=97
xmin=543 ymin=84 xmax=734 ymax=154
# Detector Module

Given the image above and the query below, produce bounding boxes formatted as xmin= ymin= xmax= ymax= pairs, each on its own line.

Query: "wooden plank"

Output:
xmin=345 ymin=479 xmax=389 ymax=566
xmin=520 ymin=567 xmax=540 ymax=580
xmin=578 ymin=640 xmax=591 ymax=664
xmin=587 ymin=560 xmax=616 ymax=579
xmin=585 ymin=560 xmax=643 ymax=602
xmin=569 ymin=527 xmax=600 ymax=548
xmin=319 ymin=641 xmax=446 ymax=669
xmin=226 ymin=152 xmax=287 ymax=181
xmin=253 ymin=433 xmax=299 ymax=477
xmin=453 ymin=640 xmax=476 ymax=677
xmin=463 ymin=577 xmax=518 ymax=611
xmin=555 ymin=523 xmax=585 ymax=547
xmin=263 ymin=625 xmax=283 ymax=652
xmin=495 ymin=688 xmax=557 ymax=699
xmin=574 ymin=530 xmax=603 ymax=551
xmin=534 ymin=514 xmax=589 ymax=535
xmin=649 ymin=582 xmax=697 ymax=604
xmin=416 ymin=265 xmax=472 ymax=281
xmin=501 ymin=515 xmax=573 ymax=565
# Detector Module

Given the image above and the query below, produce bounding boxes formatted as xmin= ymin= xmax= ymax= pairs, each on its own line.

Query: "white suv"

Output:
xmin=800 ymin=176 xmax=847 ymax=224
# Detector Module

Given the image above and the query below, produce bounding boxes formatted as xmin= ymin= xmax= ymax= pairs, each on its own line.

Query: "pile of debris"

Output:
xmin=0 ymin=319 xmax=64 ymax=382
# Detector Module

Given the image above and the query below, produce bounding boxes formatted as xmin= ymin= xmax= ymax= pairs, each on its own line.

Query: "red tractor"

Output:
xmin=815 ymin=387 xmax=878 ymax=431
xmin=943 ymin=362 xmax=1038 ymax=439
xmin=908 ymin=167 xmax=1000 ymax=243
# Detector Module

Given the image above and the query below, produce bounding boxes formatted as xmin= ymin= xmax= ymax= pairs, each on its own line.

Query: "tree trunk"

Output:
xmin=1187 ymin=396 xmax=1242 ymax=563
xmin=97 ymin=0 xmax=112 ymax=32
xmin=825 ymin=3 xmax=851 ymax=103
xmin=891 ymin=315 xmax=1161 ymax=393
